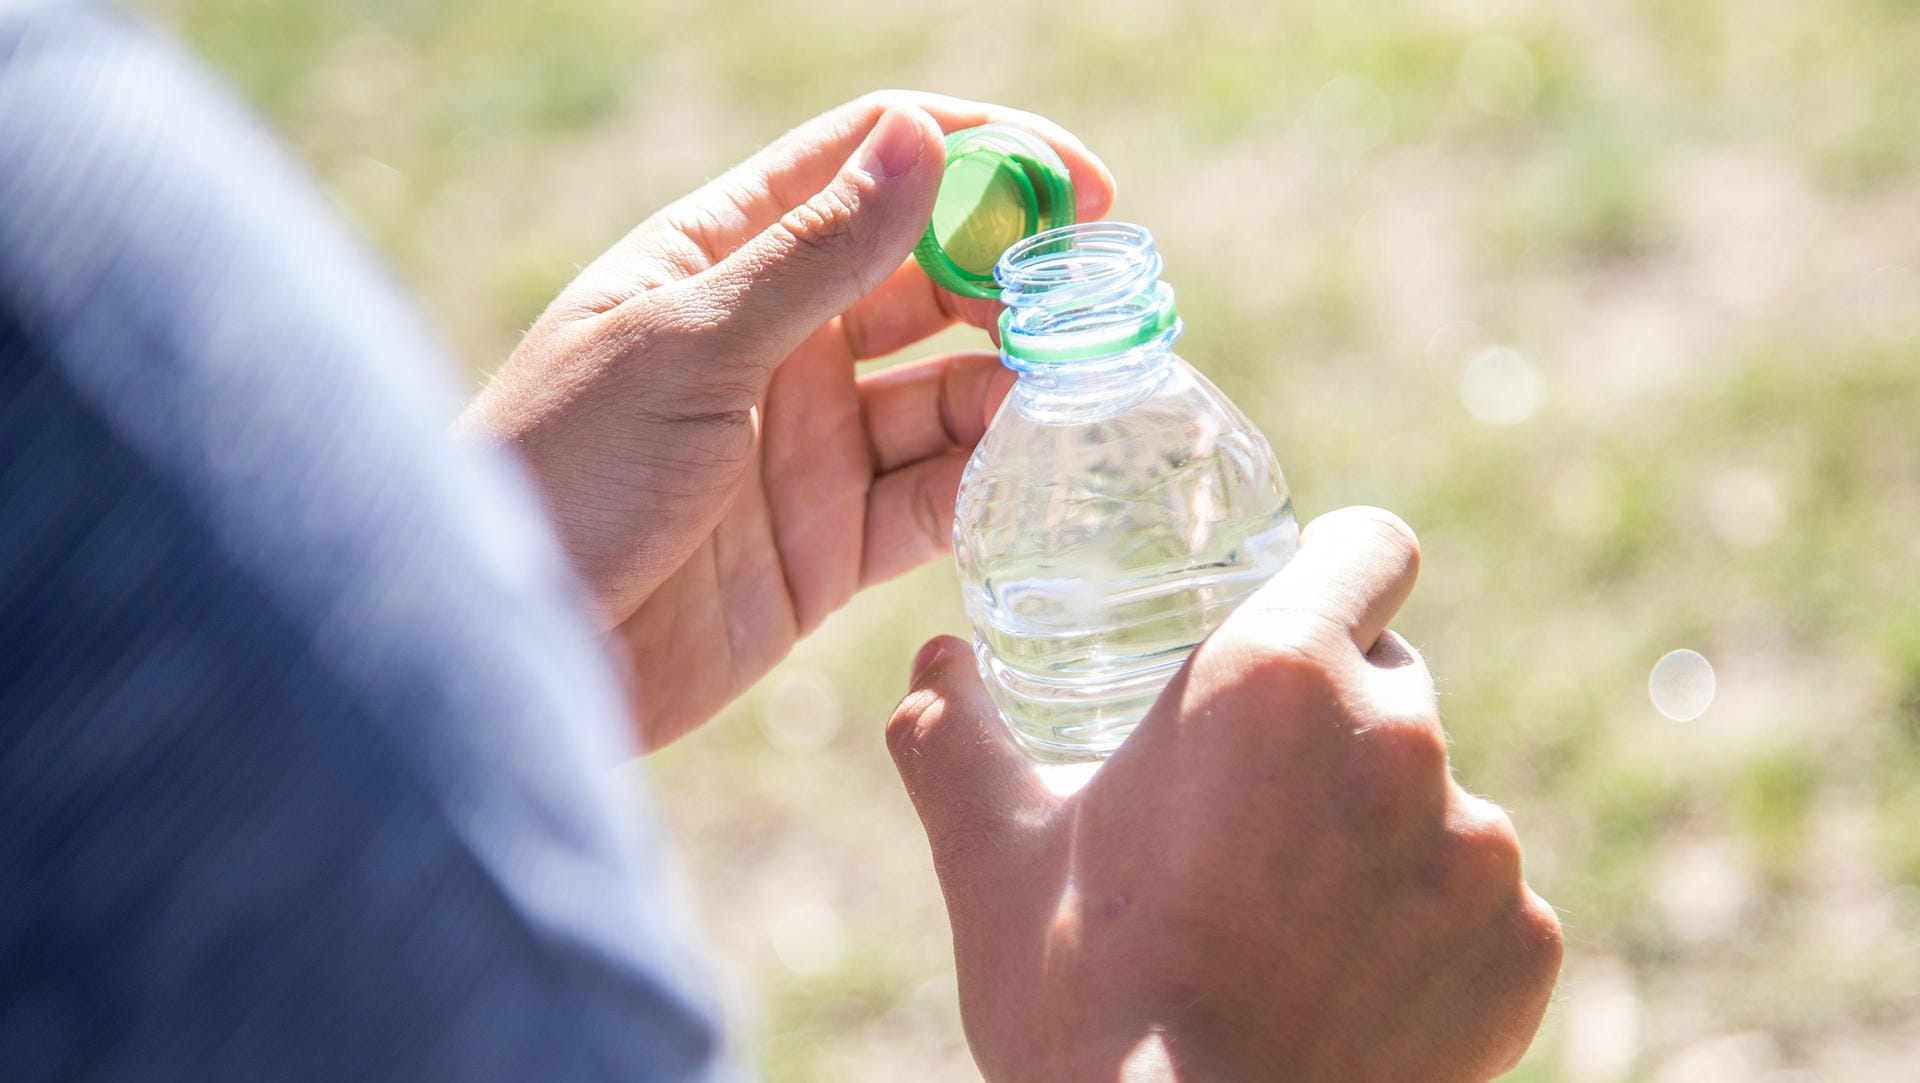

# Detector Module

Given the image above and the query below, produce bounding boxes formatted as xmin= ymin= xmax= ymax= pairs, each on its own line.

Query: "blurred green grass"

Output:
xmin=140 ymin=0 xmax=1920 ymax=1078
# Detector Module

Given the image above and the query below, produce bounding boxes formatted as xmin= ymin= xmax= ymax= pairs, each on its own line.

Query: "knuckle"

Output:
xmin=1442 ymin=795 xmax=1525 ymax=900
xmin=1221 ymin=609 xmax=1349 ymax=687
xmin=1483 ymin=890 xmax=1564 ymax=1077
xmin=639 ymin=279 xmax=735 ymax=342
xmin=885 ymin=687 xmax=941 ymax=762
xmin=1308 ymin=506 xmax=1420 ymax=572
xmin=781 ymin=183 xmax=864 ymax=255
xmin=1517 ymin=890 xmax=1565 ymax=971
xmin=1189 ymin=611 xmax=1349 ymax=753
xmin=856 ymin=88 xmax=905 ymax=113
xmin=1366 ymin=715 xmax=1450 ymax=788
xmin=665 ymin=200 xmax=740 ymax=266
xmin=1363 ymin=506 xmax=1421 ymax=555
xmin=1356 ymin=507 xmax=1421 ymax=576
xmin=1365 ymin=671 xmax=1441 ymax=732
xmin=1347 ymin=718 xmax=1449 ymax=833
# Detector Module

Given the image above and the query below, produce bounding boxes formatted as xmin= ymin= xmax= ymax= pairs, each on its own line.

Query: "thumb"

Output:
xmin=888 ymin=637 xmax=1054 ymax=863
xmin=694 ymin=106 xmax=944 ymax=369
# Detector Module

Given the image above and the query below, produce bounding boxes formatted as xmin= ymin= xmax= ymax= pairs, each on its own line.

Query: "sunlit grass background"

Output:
xmin=141 ymin=0 xmax=1920 ymax=1077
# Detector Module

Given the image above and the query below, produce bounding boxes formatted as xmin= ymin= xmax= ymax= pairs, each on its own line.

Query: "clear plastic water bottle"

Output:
xmin=952 ymin=222 xmax=1299 ymax=761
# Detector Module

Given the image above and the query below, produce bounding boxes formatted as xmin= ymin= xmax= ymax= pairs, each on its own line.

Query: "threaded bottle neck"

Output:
xmin=994 ymin=222 xmax=1182 ymax=373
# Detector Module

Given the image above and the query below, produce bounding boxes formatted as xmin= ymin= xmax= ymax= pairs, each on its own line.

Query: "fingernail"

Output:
xmin=910 ymin=639 xmax=949 ymax=685
xmin=859 ymin=107 xmax=925 ymax=181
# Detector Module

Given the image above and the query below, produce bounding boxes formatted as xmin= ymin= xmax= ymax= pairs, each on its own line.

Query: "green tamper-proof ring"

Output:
xmin=998 ymin=280 xmax=1182 ymax=364
xmin=913 ymin=125 xmax=1076 ymax=300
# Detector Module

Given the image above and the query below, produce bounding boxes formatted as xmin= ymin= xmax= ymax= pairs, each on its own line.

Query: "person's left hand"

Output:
xmin=461 ymin=92 xmax=1115 ymax=749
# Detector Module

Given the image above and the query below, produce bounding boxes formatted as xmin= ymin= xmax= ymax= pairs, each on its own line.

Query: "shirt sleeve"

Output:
xmin=0 ymin=5 xmax=734 ymax=1080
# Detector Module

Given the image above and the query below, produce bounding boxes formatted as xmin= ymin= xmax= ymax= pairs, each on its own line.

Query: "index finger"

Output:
xmin=1227 ymin=506 xmax=1421 ymax=655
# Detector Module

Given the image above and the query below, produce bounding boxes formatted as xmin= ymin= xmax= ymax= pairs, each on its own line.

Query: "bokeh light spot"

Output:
xmin=1650 ymin=649 xmax=1716 ymax=721
xmin=764 ymin=886 xmax=846 ymax=977
xmin=758 ymin=666 xmax=843 ymax=752
xmin=1460 ymin=346 xmax=1543 ymax=425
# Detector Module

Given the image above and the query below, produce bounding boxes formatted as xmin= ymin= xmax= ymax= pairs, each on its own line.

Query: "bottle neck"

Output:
xmin=994 ymin=222 xmax=1183 ymax=418
xmin=1008 ymin=340 xmax=1178 ymax=421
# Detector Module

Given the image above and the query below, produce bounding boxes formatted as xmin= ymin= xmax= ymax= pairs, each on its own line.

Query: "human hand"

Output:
xmin=460 ymin=92 xmax=1115 ymax=749
xmin=889 ymin=507 xmax=1563 ymax=1082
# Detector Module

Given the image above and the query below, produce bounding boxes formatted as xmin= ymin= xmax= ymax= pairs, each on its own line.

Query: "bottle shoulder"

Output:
xmin=958 ymin=355 xmax=1289 ymax=539
xmin=975 ymin=355 xmax=1277 ymax=470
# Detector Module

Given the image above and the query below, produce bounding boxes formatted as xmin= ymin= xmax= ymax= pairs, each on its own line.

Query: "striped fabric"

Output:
xmin=0 ymin=4 xmax=728 ymax=1079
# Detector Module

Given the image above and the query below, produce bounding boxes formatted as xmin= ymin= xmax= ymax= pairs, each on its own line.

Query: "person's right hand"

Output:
xmin=889 ymin=507 xmax=1562 ymax=1082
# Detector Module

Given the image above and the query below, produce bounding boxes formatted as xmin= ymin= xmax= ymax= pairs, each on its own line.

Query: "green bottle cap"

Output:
xmin=913 ymin=125 xmax=1076 ymax=300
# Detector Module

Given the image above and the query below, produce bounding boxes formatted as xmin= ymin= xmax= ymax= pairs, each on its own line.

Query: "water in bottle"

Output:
xmin=952 ymin=222 xmax=1299 ymax=761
